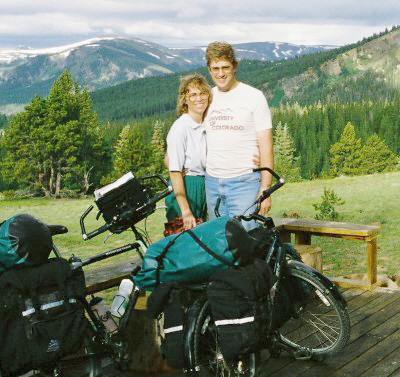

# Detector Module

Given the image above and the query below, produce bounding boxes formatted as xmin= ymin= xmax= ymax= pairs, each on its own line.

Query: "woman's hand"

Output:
xmin=181 ymin=209 xmax=197 ymax=230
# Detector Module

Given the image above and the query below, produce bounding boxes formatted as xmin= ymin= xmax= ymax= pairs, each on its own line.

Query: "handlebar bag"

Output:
xmin=94 ymin=172 xmax=155 ymax=231
xmin=0 ymin=258 xmax=87 ymax=376
xmin=206 ymin=258 xmax=273 ymax=361
xmin=135 ymin=216 xmax=257 ymax=290
xmin=0 ymin=214 xmax=52 ymax=273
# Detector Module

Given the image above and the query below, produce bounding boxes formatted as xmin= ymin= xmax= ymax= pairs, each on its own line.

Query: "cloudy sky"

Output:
xmin=1 ymin=0 xmax=399 ymax=49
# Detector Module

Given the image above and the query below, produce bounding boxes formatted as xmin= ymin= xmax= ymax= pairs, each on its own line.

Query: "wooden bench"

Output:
xmin=274 ymin=217 xmax=381 ymax=289
xmin=84 ymin=260 xmax=138 ymax=294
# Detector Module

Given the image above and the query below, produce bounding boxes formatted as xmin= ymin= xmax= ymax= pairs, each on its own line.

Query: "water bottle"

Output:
xmin=90 ymin=296 xmax=118 ymax=333
xmin=110 ymin=278 xmax=134 ymax=318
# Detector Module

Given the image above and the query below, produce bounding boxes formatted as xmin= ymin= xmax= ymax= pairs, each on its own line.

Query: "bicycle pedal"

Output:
xmin=293 ymin=348 xmax=313 ymax=360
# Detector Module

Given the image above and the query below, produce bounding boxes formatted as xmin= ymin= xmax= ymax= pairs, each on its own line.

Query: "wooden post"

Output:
xmin=367 ymin=237 xmax=377 ymax=285
xmin=295 ymin=232 xmax=311 ymax=245
xmin=279 ymin=230 xmax=291 ymax=243
xmin=125 ymin=310 xmax=167 ymax=373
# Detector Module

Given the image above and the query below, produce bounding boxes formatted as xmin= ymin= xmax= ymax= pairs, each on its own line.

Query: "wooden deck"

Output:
xmin=101 ymin=287 xmax=400 ymax=377
xmin=258 ymin=287 xmax=400 ymax=377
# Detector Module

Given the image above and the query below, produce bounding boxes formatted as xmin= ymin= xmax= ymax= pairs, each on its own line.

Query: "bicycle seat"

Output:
xmin=48 ymin=225 xmax=68 ymax=236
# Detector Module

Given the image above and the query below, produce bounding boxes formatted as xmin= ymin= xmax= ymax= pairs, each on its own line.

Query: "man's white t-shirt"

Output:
xmin=204 ymin=82 xmax=272 ymax=178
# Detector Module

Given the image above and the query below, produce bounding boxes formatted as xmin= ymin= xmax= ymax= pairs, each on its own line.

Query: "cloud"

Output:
xmin=0 ymin=0 xmax=398 ymax=48
xmin=0 ymin=13 xmax=93 ymax=36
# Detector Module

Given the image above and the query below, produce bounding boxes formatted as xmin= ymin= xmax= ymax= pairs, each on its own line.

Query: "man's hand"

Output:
xmin=257 ymin=191 xmax=271 ymax=216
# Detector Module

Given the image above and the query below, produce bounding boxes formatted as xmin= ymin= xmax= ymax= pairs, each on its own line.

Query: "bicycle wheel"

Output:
xmin=277 ymin=268 xmax=350 ymax=358
xmin=56 ymin=327 xmax=102 ymax=377
xmin=192 ymin=301 xmax=258 ymax=377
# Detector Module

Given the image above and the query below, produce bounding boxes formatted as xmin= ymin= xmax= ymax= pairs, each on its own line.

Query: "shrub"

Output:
xmin=313 ymin=188 xmax=345 ymax=221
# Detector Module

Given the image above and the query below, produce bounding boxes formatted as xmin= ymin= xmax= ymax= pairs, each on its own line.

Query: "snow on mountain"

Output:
xmin=0 ymin=36 xmax=336 ymax=106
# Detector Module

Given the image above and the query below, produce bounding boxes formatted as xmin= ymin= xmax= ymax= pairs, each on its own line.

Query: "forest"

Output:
xmin=0 ymin=27 xmax=399 ymax=196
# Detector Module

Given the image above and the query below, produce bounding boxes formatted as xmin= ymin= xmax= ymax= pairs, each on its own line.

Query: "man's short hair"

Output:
xmin=205 ymin=41 xmax=238 ymax=69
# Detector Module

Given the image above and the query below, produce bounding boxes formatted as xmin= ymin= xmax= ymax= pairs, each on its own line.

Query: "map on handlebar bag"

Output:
xmin=94 ymin=171 xmax=135 ymax=200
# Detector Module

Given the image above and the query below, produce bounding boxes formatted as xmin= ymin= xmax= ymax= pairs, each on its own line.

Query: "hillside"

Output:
xmin=265 ymin=27 xmax=400 ymax=105
xmin=90 ymin=27 xmax=400 ymax=122
xmin=0 ymin=37 xmax=333 ymax=107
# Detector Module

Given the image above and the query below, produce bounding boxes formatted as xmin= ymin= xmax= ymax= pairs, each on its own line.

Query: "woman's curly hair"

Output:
xmin=176 ymin=73 xmax=212 ymax=116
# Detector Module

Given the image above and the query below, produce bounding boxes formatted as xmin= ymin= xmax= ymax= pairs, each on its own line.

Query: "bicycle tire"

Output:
xmin=191 ymin=300 xmax=259 ymax=377
xmin=277 ymin=268 xmax=350 ymax=358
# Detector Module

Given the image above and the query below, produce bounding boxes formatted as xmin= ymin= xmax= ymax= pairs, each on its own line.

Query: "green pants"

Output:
xmin=165 ymin=175 xmax=207 ymax=222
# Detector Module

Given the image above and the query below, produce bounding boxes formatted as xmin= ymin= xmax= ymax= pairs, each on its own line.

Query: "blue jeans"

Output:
xmin=205 ymin=172 xmax=260 ymax=231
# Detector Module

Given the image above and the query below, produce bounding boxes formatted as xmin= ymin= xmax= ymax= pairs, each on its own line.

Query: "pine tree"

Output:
xmin=2 ymin=71 xmax=108 ymax=196
xmin=358 ymin=134 xmax=399 ymax=174
xmin=113 ymin=125 xmax=132 ymax=176
xmin=150 ymin=120 xmax=167 ymax=175
xmin=329 ymin=122 xmax=363 ymax=176
xmin=112 ymin=123 xmax=152 ymax=178
xmin=2 ymin=96 xmax=48 ymax=191
xmin=274 ymin=122 xmax=301 ymax=181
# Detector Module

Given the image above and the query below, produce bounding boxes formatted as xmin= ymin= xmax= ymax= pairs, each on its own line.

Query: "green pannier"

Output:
xmin=0 ymin=214 xmax=52 ymax=273
xmin=135 ymin=216 xmax=256 ymax=290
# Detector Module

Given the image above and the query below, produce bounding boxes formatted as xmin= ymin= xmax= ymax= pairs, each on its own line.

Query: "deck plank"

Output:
xmin=254 ymin=288 xmax=400 ymax=377
xmin=360 ymin=343 xmax=400 ymax=377
xmin=339 ymin=324 xmax=400 ymax=376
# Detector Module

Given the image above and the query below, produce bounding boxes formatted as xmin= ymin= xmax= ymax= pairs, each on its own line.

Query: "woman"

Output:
xmin=164 ymin=73 xmax=212 ymax=235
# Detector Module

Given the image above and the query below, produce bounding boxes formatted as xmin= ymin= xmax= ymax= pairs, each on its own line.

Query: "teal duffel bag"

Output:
xmin=0 ymin=214 xmax=53 ymax=273
xmin=135 ymin=216 xmax=256 ymax=290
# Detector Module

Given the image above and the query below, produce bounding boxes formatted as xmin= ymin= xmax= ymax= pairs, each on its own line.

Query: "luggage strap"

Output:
xmin=154 ymin=229 xmax=235 ymax=286
xmin=186 ymin=230 xmax=235 ymax=268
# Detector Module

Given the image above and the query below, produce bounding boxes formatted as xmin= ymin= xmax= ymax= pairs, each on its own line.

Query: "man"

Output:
xmin=204 ymin=41 xmax=274 ymax=226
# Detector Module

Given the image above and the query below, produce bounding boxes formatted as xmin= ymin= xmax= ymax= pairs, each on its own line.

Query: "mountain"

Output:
xmin=0 ymin=36 xmax=335 ymax=107
xmin=0 ymin=37 xmax=200 ymax=106
xmin=170 ymin=42 xmax=333 ymax=63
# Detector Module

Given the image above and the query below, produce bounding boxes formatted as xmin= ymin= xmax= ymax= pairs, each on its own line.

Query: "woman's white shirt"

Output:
xmin=166 ymin=113 xmax=206 ymax=176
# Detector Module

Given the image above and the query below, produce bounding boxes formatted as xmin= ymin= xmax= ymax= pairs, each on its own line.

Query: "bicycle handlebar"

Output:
xmin=253 ymin=167 xmax=285 ymax=207
xmin=236 ymin=168 xmax=285 ymax=224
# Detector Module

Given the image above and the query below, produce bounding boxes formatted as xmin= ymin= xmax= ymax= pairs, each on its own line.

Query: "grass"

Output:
xmin=1 ymin=170 xmax=399 ymax=280
xmin=268 ymin=171 xmax=400 ymax=277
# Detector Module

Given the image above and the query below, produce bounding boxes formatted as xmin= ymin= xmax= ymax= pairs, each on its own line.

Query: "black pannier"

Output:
xmin=206 ymin=259 xmax=274 ymax=361
xmin=0 ymin=258 xmax=88 ymax=376
xmin=147 ymin=283 xmax=194 ymax=369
